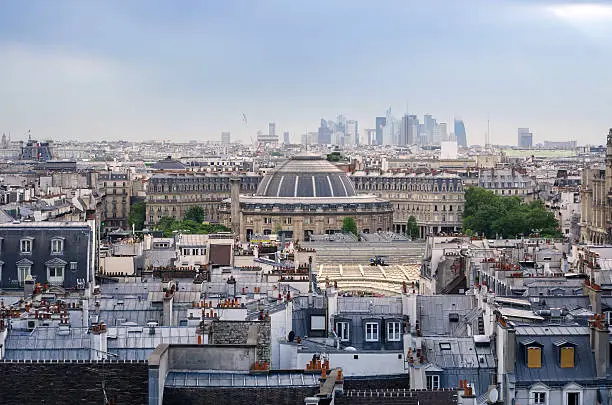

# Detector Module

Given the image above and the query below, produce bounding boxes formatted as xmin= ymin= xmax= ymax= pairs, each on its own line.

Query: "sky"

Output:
xmin=1 ymin=0 xmax=611 ymax=145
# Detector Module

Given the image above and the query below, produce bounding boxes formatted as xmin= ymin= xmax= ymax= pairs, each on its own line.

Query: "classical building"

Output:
xmin=350 ymin=171 xmax=464 ymax=237
xmin=223 ymin=156 xmax=393 ymax=241
xmin=146 ymin=171 xmax=261 ymax=225
xmin=477 ymin=167 xmax=536 ymax=199
xmin=99 ymin=171 xmax=132 ymax=229
xmin=580 ymin=129 xmax=612 ymax=244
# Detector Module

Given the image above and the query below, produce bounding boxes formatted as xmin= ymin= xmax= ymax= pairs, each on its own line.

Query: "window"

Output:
xmin=18 ymin=265 xmax=31 ymax=286
xmin=310 ymin=315 xmax=326 ymax=331
xmin=439 ymin=342 xmax=452 ymax=350
xmin=534 ymin=392 xmax=546 ymax=404
xmin=365 ymin=322 xmax=379 ymax=342
xmin=566 ymin=392 xmax=580 ymax=405
xmin=527 ymin=347 xmax=542 ymax=368
xmin=70 ymin=262 xmax=78 ymax=271
xmin=336 ymin=322 xmax=350 ymax=341
xmin=51 ymin=238 xmax=64 ymax=254
xmin=264 ymin=217 xmax=272 ymax=224
xmin=284 ymin=217 xmax=292 ymax=225
xmin=426 ymin=375 xmax=440 ymax=390
xmin=560 ymin=346 xmax=575 ymax=368
xmin=47 ymin=266 xmax=64 ymax=285
xmin=387 ymin=322 xmax=401 ymax=341
xmin=20 ymin=238 xmax=33 ymax=254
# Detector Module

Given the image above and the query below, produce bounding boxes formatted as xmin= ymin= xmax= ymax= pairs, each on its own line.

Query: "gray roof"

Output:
xmin=422 ymin=337 xmax=496 ymax=369
xmin=165 ymin=370 xmax=320 ymax=388
xmin=255 ymin=156 xmax=357 ymax=198
xmin=513 ymin=333 xmax=596 ymax=385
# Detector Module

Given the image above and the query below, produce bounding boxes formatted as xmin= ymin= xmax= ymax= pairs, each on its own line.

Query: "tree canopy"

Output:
xmin=406 ymin=215 xmax=420 ymax=239
xmin=154 ymin=216 xmax=230 ymax=238
xmin=463 ymin=187 xmax=562 ymax=239
xmin=184 ymin=206 xmax=206 ymax=223
xmin=128 ymin=201 xmax=146 ymax=231
xmin=342 ymin=217 xmax=358 ymax=236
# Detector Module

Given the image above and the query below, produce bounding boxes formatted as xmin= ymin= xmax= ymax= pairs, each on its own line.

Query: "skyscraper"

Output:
xmin=375 ymin=117 xmax=386 ymax=145
xmin=454 ymin=119 xmax=468 ymax=147
xmin=318 ymin=119 xmax=332 ymax=144
xmin=221 ymin=131 xmax=231 ymax=145
xmin=518 ymin=128 xmax=533 ymax=148
xmin=283 ymin=131 xmax=290 ymax=144
xmin=268 ymin=122 xmax=276 ymax=137
xmin=346 ymin=120 xmax=358 ymax=146
xmin=407 ymin=115 xmax=419 ymax=145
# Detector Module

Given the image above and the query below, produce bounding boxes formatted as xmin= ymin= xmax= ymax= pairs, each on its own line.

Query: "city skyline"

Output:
xmin=1 ymin=1 xmax=611 ymax=144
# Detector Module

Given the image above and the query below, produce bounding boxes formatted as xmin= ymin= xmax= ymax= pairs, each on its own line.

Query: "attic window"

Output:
xmin=439 ymin=342 xmax=452 ymax=350
xmin=527 ymin=347 xmax=542 ymax=368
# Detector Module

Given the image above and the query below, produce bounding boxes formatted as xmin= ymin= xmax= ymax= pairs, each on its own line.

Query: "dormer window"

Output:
xmin=51 ymin=237 xmax=65 ymax=254
xmin=554 ymin=340 xmax=576 ymax=368
xmin=20 ymin=238 xmax=33 ymax=254
xmin=526 ymin=343 xmax=543 ymax=368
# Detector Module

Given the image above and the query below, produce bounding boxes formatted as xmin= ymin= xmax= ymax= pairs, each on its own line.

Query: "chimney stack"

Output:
xmin=590 ymin=314 xmax=609 ymax=378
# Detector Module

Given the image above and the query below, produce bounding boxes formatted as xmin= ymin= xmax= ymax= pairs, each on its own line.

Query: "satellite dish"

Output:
xmin=288 ymin=331 xmax=295 ymax=342
xmin=487 ymin=387 xmax=499 ymax=403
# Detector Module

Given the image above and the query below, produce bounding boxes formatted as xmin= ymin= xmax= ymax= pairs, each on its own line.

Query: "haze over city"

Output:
xmin=1 ymin=0 xmax=611 ymax=144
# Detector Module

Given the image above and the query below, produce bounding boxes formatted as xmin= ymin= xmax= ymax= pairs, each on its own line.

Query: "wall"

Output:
xmin=269 ymin=303 xmax=292 ymax=369
xmin=162 ymin=387 xmax=315 ymax=405
xmin=0 ymin=360 xmax=148 ymax=405
xmin=296 ymin=351 xmax=406 ymax=377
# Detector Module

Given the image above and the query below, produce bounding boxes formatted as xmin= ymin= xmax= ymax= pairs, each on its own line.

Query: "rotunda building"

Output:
xmin=223 ymin=156 xmax=393 ymax=241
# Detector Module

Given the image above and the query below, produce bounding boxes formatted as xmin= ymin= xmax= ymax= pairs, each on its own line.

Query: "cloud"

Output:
xmin=547 ymin=3 xmax=612 ymax=38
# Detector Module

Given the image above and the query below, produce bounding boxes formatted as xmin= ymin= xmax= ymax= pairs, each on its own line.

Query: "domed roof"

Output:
xmin=256 ymin=156 xmax=357 ymax=198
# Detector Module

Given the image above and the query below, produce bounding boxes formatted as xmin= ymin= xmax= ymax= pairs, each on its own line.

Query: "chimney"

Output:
xmin=459 ymin=382 xmax=477 ymax=405
xmin=24 ymin=274 xmax=34 ymax=299
xmin=163 ymin=293 xmax=174 ymax=326
xmin=591 ymin=315 xmax=609 ymax=378
xmin=584 ymin=282 xmax=602 ymax=314
xmin=230 ymin=178 xmax=241 ymax=238
xmin=91 ymin=322 xmax=108 ymax=360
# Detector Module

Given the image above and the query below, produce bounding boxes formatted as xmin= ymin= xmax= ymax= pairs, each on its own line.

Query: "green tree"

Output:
xmin=184 ymin=206 xmax=205 ymax=223
xmin=128 ymin=201 xmax=146 ymax=231
xmin=342 ymin=217 xmax=358 ymax=236
xmin=154 ymin=216 xmax=230 ymax=237
xmin=406 ymin=215 xmax=420 ymax=239
xmin=463 ymin=187 xmax=562 ymax=239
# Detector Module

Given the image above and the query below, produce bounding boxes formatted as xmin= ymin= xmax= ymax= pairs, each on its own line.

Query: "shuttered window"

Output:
xmin=527 ymin=347 xmax=542 ymax=368
xmin=560 ymin=346 xmax=575 ymax=368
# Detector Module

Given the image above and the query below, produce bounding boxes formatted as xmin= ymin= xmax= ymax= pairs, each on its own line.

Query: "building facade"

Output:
xmin=580 ymin=129 xmax=612 ymax=244
xmin=0 ymin=221 xmax=94 ymax=290
xmin=350 ymin=171 xmax=464 ymax=237
xmin=146 ymin=172 xmax=261 ymax=225
xmin=477 ymin=167 xmax=536 ymax=199
xmin=99 ymin=172 xmax=132 ymax=229
xmin=223 ymin=156 xmax=393 ymax=241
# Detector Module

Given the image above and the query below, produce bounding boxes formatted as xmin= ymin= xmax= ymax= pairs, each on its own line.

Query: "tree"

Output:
xmin=406 ymin=216 xmax=420 ymax=239
xmin=342 ymin=217 xmax=358 ymax=236
xmin=184 ymin=206 xmax=205 ymax=223
xmin=463 ymin=187 xmax=562 ymax=239
xmin=128 ymin=201 xmax=146 ymax=231
xmin=154 ymin=216 xmax=230 ymax=238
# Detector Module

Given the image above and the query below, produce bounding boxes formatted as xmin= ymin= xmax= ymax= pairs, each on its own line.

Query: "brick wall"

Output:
xmin=0 ymin=360 xmax=148 ymax=405
xmin=162 ymin=387 xmax=315 ymax=405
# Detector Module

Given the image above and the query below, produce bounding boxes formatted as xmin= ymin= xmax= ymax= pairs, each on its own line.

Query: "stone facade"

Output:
xmin=210 ymin=319 xmax=271 ymax=365
xmin=146 ymin=172 xmax=261 ymax=225
xmin=350 ymin=172 xmax=464 ymax=237
xmin=99 ymin=171 xmax=132 ymax=229
xmin=581 ymin=129 xmax=612 ymax=244
xmin=0 ymin=360 xmax=148 ymax=405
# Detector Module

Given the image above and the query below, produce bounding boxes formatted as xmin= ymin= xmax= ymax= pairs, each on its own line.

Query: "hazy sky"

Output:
xmin=1 ymin=0 xmax=611 ymax=145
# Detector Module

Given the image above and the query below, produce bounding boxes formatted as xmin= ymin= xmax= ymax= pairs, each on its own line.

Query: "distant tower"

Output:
xmin=283 ymin=131 xmax=290 ymax=144
xmin=518 ymin=128 xmax=533 ymax=148
xmin=221 ymin=131 xmax=231 ymax=145
xmin=268 ymin=122 xmax=276 ymax=137
xmin=454 ymin=119 xmax=468 ymax=147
